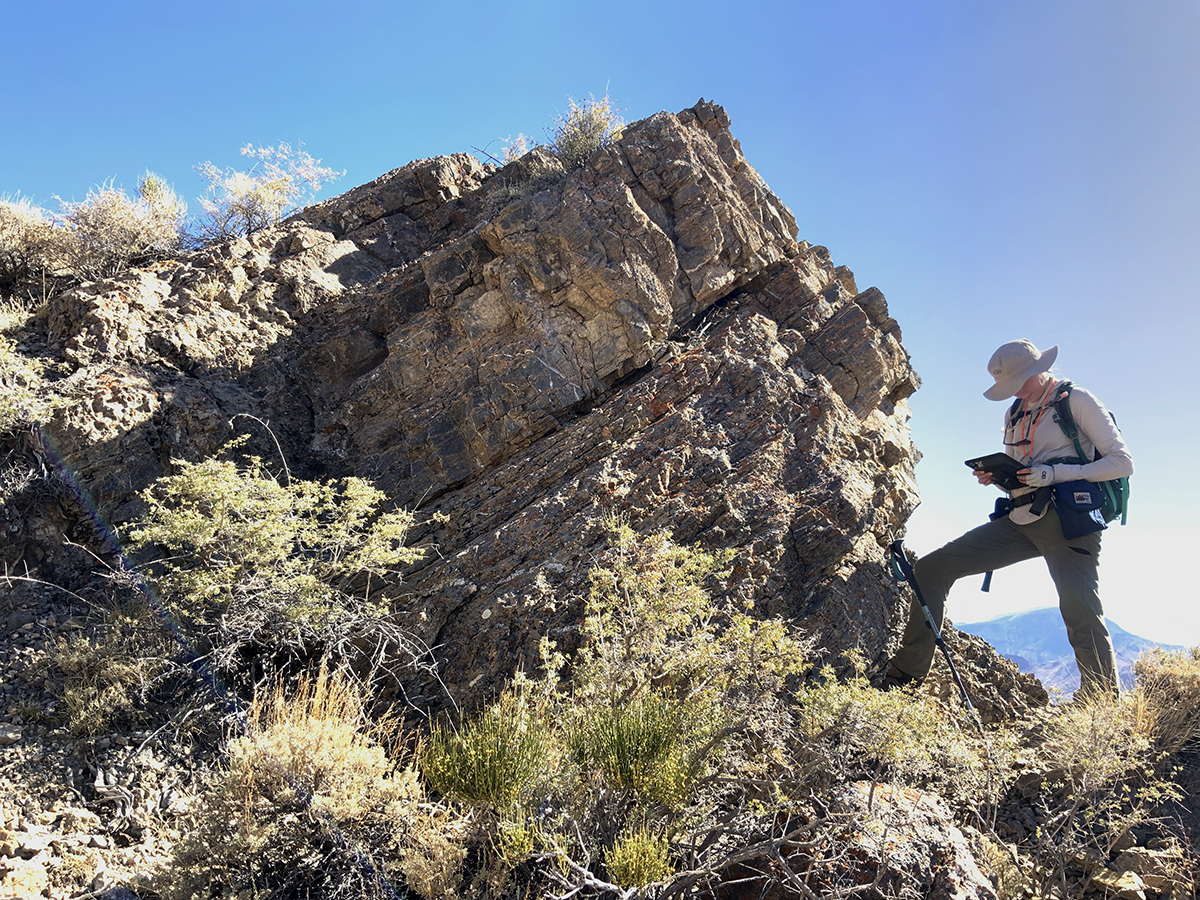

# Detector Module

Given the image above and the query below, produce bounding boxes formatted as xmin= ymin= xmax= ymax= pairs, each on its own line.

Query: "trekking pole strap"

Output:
xmin=889 ymin=540 xmax=916 ymax=584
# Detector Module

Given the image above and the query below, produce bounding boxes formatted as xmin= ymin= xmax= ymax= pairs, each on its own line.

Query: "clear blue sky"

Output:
xmin=5 ymin=0 xmax=1198 ymax=646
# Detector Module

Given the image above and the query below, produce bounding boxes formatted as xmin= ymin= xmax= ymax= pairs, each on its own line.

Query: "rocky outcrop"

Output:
xmin=6 ymin=100 xmax=1042 ymax=714
xmin=0 ymin=97 xmax=1068 ymax=899
xmin=833 ymin=782 xmax=999 ymax=900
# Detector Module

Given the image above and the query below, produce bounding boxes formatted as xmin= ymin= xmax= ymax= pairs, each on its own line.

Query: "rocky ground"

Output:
xmin=0 ymin=580 xmax=194 ymax=900
xmin=3 ymin=570 xmax=1194 ymax=900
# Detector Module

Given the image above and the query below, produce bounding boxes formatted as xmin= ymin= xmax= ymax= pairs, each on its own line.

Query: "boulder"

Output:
xmin=831 ymin=781 xmax=999 ymax=900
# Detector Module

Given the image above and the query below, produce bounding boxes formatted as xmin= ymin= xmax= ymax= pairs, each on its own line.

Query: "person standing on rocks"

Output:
xmin=885 ymin=339 xmax=1134 ymax=699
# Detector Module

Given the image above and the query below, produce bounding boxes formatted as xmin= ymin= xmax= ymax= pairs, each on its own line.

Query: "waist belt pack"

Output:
xmin=1051 ymin=480 xmax=1108 ymax=540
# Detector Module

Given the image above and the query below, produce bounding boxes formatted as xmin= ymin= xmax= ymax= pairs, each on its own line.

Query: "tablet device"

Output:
xmin=964 ymin=452 xmax=1025 ymax=491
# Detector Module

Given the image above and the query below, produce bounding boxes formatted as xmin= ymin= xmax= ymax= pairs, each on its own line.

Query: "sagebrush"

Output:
xmin=192 ymin=142 xmax=342 ymax=243
xmin=546 ymin=93 xmax=624 ymax=170
xmin=126 ymin=443 xmax=426 ymax=688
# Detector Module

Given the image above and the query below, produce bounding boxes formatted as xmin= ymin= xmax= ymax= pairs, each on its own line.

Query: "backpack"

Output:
xmin=1046 ymin=381 xmax=1129 ymax=525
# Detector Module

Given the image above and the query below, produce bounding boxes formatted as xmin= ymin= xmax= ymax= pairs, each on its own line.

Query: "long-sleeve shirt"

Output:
xmin=1003 ymin=379 xmax=1133 ymax=525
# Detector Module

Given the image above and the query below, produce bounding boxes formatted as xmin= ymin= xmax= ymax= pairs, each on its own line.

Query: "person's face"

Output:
xmin=1014 ymin=372 xmax=1052 ymax=402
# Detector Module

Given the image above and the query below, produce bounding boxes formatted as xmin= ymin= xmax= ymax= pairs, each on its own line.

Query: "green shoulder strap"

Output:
xmin=1049 ymin=381 xmax=1089 ymax=464
xmin=1050 ymin=381 xmax=1128 ymax=525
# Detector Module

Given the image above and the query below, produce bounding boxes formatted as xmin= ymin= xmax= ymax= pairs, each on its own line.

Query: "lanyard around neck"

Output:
xmin=1006 ymin=379 xmax=1058 ymax=465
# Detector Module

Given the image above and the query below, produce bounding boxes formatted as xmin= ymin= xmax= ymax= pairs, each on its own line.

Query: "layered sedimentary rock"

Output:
xmin=6 ymin=99 xmax=1042 ymax=713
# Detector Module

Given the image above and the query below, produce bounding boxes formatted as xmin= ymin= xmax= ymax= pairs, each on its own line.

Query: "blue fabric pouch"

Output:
xmin=1052 ymin=480 xmax=1107 ymax=540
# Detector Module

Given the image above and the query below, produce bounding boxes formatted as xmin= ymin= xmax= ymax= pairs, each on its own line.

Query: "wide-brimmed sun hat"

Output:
xmin=983 ymin=339 xmax=1058 ymax=401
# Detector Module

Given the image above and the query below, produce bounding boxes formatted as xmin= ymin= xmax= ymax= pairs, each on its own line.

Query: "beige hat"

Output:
xmin=983 ymin=339 xmax=1058 ymax=400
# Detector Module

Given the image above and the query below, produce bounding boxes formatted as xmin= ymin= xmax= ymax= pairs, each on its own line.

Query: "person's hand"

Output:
xmin=1019 ymin=465 xmax=1054 ymax=487
xmin=974 ymin=469 xmax=994 ymax=486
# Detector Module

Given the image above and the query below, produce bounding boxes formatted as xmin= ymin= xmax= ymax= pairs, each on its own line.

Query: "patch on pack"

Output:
xmin=1073 ymin=490 xmax=1095 ymax=505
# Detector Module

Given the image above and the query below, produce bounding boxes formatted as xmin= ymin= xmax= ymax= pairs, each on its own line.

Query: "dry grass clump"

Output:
xmin=51 ymin=632 xmax=155 ymax=738
xmin=42 ymin=591 xmax=177 ymax=737
xmin=165 ymin=665 xmax=467 ymax=900
xmin=796 ymin=665 xmax=1003 ymax=805
xmin=1010 ymin=685 xmax=1193 ymax=896
xmin=1132 ymin=647 xmax=1200 ymax=754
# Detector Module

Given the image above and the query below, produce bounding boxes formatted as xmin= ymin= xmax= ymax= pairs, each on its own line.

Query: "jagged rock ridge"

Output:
xmin=9 ymin=100 xmax=1044 ymax=718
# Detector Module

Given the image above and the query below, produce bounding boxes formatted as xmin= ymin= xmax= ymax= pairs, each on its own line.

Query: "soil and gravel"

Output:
xmin=0 ymin=579 xmax=205 ymax=900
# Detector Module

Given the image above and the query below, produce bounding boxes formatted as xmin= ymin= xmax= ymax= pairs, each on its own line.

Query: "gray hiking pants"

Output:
xmin=890 ymin=508 xmax=1118 ymax=697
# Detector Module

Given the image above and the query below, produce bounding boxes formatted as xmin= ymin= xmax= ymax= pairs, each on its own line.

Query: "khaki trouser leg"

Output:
xmin=891 ymin=516 xmax=1042 ymax=680
xmin=1037 ymin=526 xmax=1115 ymax=697
xmin=890 ymin=508 xmax=1117 ymax=694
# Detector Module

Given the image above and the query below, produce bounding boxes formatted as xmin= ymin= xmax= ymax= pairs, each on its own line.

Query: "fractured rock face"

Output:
xmin=14 ymin=98 xmax=1013 ymax=712
xmin=391 ymin=250 xmax=922 ymax=700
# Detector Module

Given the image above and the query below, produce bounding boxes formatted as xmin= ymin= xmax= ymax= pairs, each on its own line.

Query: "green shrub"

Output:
xmin=546 ymin=93 xmax=624 ymax=171
xmin=580 ymin=520 xmax=807 ymax=745
xmin=422 ymin=685 xmax=555 ymax=811
xmin=126 ymin=444 xmax=423 ymax=685
xmin=606 ymin=825 xmax=671 ymax=888
xmin=410 ymin=524 xmax=819 ymax=896
xmin=571 ymin=689 xmax=701 ymax=808
xmin=192 ymin=142 xmax=342 ymax=243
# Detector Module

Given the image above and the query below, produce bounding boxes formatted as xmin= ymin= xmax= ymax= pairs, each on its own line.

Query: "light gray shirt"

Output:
xmin=1003 ymin=380 xmax=1133 ymax=524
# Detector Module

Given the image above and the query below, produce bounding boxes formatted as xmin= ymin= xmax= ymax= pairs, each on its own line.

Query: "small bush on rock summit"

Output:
xmin=52 ymin=176 xmax=185 ymax=280
xmin=192 ymin=142 xmax=342 ymax=243
xmin=0 ymin=197 xmax=55 ymax=293
xmin=546 ymin=93 xmax=624 ymax=171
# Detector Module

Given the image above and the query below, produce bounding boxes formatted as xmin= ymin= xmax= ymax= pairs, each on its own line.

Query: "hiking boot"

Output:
xmin=880 ymin=664 xmax=922 ymax=692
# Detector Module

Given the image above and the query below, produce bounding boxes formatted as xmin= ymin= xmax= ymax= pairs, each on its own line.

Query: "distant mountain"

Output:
xmin=956 ymin=607 xmax=1187 ymax=696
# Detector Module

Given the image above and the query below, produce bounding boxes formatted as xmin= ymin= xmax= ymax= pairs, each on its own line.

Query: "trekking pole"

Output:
xmin=888 ymin=540 xmax=984 ymax=734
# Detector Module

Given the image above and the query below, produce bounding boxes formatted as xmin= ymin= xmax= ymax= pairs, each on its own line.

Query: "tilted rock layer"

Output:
xmin=9 ymin=100 xmax=1041 ymax=712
